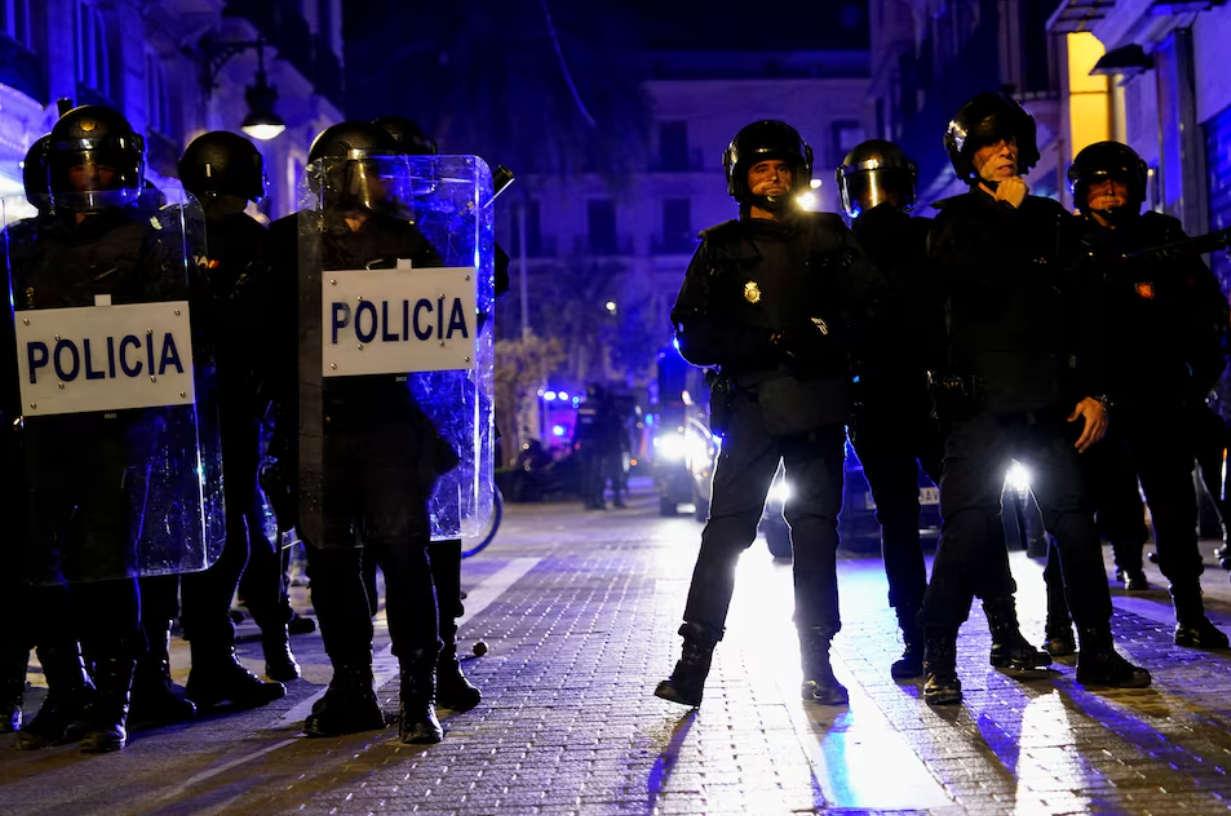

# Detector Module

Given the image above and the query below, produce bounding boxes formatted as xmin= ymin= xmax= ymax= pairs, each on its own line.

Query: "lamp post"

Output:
xmin=196 ymin=34 xmax=287 ymax=141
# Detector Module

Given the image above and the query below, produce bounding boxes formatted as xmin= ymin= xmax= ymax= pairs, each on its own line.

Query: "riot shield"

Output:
xmin=296 ymin=154 xmax=495 ymax=546
xmin=1 ymin=188 xmax=224 ymax=583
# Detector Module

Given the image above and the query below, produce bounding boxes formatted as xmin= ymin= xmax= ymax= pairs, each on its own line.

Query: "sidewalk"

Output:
xmin=4 ymin=488 xmax=1231 ymax=815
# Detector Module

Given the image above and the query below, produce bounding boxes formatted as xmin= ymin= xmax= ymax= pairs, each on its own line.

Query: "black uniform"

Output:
xmin=848 ymin=205 xmax=945 ymax=618
xmin=3 ymin=205 xmax=178 ymax=751
xmin=267 ymin=207 xmax=450 ymax=737
xmin=655 ymin=205 xmax=880 ymax=709
xmin=1044 ymin=210 xmax=1229 ymax=647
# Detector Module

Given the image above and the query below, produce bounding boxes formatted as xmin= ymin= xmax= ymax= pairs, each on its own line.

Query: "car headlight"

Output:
xmin=655 ymin=432 xmax=687 ymax=462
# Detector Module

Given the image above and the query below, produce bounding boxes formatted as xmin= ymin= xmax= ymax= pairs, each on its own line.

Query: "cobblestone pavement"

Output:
xmin=5 ymin=486 xmax=1231 ymax=815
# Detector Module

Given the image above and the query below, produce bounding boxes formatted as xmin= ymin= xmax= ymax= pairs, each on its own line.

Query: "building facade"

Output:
xmin=0 ymin=0 xmax=343 ymax=222
xmin=1047 ymin=0 xmax=1231 ymax=288
xmin=496 ymin=50 xmax=875 ymax=393
xmin=865 ymin=0 xmax=1065 ymax=207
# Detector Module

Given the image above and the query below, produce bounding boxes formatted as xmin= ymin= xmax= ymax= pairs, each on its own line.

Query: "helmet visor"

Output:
xmin=840 ymin=167 xmax=915 ymax=217
xmin=47 ymin=138 xmax=143 ymax=212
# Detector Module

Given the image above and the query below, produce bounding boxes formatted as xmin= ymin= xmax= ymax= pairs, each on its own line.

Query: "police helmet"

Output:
xmin=46 ymin=105 xmax=145 ymax=212
xmin=308 ymin=121 xmax=403 ymax=212
xmin=943 ymin=92 xmax=1040 ymax=184
xmin=22 ymin=135 xmax=52 ymax=213
xmin=178 ymin=131 xmax=266 ymax=203
xmin=1068 ymin=140 xmax=1147 ymax=219
xmin=836 ymin=139 xmax=917 ymax=218
xmin=373 ymin=116 xmax=438 ymax=155
xmin=722 ymin=120 xmax=813 ymax=211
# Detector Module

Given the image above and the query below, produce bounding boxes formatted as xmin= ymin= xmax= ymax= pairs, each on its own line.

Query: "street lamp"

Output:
xmin=197 ymin=34 xmax=287 ymax=141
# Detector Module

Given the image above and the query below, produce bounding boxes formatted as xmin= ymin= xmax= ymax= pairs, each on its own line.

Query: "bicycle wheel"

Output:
xmin=462 ymin=486 xmax=504 ymax=558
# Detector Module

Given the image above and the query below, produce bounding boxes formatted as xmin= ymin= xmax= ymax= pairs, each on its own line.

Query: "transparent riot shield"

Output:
xmin=1 ymin=188 xmax=224 ymax=584
xmin=296 ymin=154 xmax=495 ymax=547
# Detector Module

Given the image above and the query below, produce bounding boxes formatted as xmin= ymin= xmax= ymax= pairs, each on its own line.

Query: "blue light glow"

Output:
xmin=544 ymin=391 xmax=558 ymax=401
xmin=552 ymin=424 xmax=566 ymax=437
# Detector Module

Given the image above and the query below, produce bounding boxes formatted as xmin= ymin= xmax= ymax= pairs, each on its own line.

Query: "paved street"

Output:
xmin=6 ymin=485 xmax=1231 ymax=815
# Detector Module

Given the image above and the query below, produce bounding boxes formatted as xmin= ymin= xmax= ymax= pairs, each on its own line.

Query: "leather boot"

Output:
xmin=16 ymin=642 xmax=95 ymax=750
xmin=260 ymin=624 xmax=301 ymax=683
xmin=891 ymin=607 xmax=924 ymax=679
xmin=398 ymin=650 xmax=443 ymax=744
xmin=304 ymin=661 xmax=386 ymax=737
xmin=430 ymin=542 xmax=481 ymax=711
xmin=79 ymin=656 xmax=136 ymax=753
xmin=184 ymin=639 xmax=286 ymax=711
xmin=436 ymin=641 xmax=481 ymax=712
xmin=129 ymin=621 xmax=196 ymax=725
xmin=982 ymin=596 xmax=1052 ymax=669
xmin=799 ymin=625 xmax=848 ymax=705
xmin=1171 ymin=583 xmax=1230 ymax=649
xmin=654 ymin=622 xmax=720 ymax=708
xmin=922 ymin=630 xmax=962 ymax=706
xmin=1042 ymin=578 xmax=1077 ymax=658
xmin=1075 ymin=625 xmax=1151 ymax=688
xmin=0 ymin=648 xmax=29 ymax=733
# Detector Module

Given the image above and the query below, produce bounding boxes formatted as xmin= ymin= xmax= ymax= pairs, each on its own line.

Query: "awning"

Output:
xmin=1047 ymin=0 xmax=1117 ymax=33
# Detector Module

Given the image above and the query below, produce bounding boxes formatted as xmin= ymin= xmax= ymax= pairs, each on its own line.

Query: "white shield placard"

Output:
xmin=14 ymin=301 xmax=195 ymax=417
xmin=322 ymin=266 xmax=477 ymax=377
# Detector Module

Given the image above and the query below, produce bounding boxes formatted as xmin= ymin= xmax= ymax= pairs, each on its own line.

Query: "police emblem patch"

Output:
xmin=744 ymin=281 xmax=761 ymax=303
xmin=1135 ymin=282 xmax=1155 ymax=299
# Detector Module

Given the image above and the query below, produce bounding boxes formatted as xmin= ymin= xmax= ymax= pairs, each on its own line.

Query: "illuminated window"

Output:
xmin=146 ymin=52 xmax=170 ymax=135
xmin=74 ymin=1 xmax=110 ymax=96
xmin=2 ymin=0 xmax=32 ymax=47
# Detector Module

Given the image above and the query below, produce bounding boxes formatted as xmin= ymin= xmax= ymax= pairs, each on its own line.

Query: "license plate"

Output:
xmin=919 ymin=487 xmax=940 ymax=505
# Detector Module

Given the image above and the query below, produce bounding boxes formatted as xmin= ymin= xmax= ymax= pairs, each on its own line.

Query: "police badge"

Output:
xmin=744 ymin=281 xmax=761 ymax=303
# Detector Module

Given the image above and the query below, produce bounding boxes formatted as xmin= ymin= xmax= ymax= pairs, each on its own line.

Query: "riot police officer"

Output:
xmin=370 ymin=115 xmax=483 ymax=713
xmin=837 ymin=140 xmax=1048 ymax=679
xmin=171 ymin=131 xmax=292 ymax=712
xmin=655 ymin=120 xmax=880 ymax=708
xmin=1043 ymin=141 xmax=1229 ymax=651
xmin=0 ymin=134 xmax=53 ymax=734
xmin=574 ymin=384 xmax=610 ymax=510
xmin=3 ymin=106 xmax=211 ymax=751
xmin=920 ymin=93 xmax=1150 ymax=705
xmin=266 ymin=121 xmax=450 ymax=743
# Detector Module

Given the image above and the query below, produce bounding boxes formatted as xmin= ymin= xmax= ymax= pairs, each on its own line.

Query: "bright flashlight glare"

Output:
xmin=771 ymin=479 xmax=792 ymax=505
xmin=605 ymin=301 xmax=617 ymax=312
xmin=796 ymin=191 xmax=818 ymax=211
xmin=1005 ymin=462 xmax=1031 ymax=492
xmin=809 ymin=178 xmax=822 ymax=189
xmin=544 ymin=391 xmax=557 ymax=401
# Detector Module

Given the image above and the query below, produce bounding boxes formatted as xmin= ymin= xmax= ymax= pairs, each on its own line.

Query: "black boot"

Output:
xmin=430 ymin=541 xmax=480 ymax=711
xmin=891 ymin=608 xmax=924 ymax=679
xmin=184 ymin=640 xmax=286 ymax=711
xmin=79 ymin=656 xmax=136 ymax=753
xmin=129 ymin=622 xmax=196 ymax=726
xmin=304 ymin=661 xmax=386 ymax=737
xmin=799 ymin=625 xmax=848 ymax=705
xmin=654 ymin=622 xmax=719 ymax=708
xmin=260 ymin=625 xmax=301 ymax=683
xmin=1171 ymin=584 xmax=1230 ymax=649
xmin=16 ymin=643 xmax=94 ymax=750
xmin=1043 ymin=582 xmax=1077 ymax=659
xmin=398 ymin=650 xmax=443 ymax=744
xmin=922 ymin=630 xmax=962 ymax=706
xmin=1075 ymin=625 xmax=1151 ymax=688
xmin=1115 ymin=567 xmax=1149 ymax=591
xmin=983 ymin=597 xmax=1051 ymax=669
xmin=436 ymin=642 xmax=481 ymax=712
xmin=0 ymin=649 xmax=28 ymax=733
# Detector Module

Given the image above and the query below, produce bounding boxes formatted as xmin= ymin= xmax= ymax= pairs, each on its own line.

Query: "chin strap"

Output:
xmin=748 ymin=193 xmax=791 ymax=214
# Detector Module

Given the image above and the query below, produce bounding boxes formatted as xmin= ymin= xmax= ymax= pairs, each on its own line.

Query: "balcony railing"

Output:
xmin=574 ymin=234 xmax=634 ymax=257
xmin=0 ymin=35 xmax=46 ymax=103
